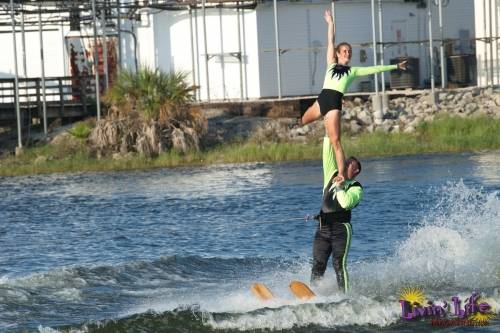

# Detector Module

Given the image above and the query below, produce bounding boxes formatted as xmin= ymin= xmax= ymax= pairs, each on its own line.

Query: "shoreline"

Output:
xmin=1 ymin=114 xmax=499 ymax=177
xmin=0 ymin=147 xmax=485 ymax=178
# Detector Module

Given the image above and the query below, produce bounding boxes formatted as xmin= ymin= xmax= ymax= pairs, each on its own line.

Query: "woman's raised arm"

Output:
xmin=324 ymin=9 xmax=335 ymax=65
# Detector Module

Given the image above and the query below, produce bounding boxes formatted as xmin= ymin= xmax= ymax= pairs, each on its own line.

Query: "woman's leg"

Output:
xmin=324 ymin=109 xmax=346 ymax=181
xmin=301 ymin=101 xmax=321 ymax=125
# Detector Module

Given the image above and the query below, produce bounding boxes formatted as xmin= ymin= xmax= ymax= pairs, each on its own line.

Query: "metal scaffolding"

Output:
xmin=1 ymin=0 xmax=498 ymax=150
xmin=0 ymin=0 xmax=257 ymax=148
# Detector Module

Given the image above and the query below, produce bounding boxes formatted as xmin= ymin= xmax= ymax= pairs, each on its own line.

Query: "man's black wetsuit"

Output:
xmin=311 ymin=137 xmax=363 ymax=293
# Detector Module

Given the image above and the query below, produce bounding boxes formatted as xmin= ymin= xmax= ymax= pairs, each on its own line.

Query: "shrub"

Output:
xmin=67 ymin=121 xmax=92 ymax=139
xmin=92 ymin=67 xmax=206 ymax=157
xmin=105 ymin=67 xmax=197 ymax=121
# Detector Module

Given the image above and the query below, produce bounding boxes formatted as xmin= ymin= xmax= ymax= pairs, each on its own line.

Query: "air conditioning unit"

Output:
xmin=390 ymin=57 xmax=419 ymax=89
xmin=447 ymin=54 xmax=475 ymax=87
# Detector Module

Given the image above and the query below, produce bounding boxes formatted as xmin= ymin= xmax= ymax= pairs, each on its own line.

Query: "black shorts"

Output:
xmin=317 ymin=89 xmax=343 ymax=116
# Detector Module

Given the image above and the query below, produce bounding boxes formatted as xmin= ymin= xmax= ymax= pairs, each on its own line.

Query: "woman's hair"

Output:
xmin=334 ymin=42 xmax=352 ymax=63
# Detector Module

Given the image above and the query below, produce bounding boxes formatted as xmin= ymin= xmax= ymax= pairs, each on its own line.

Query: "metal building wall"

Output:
xmin=0 ymin=16 xmax=66 ymax=79
xmin=475 ymin=0 xmax=499 ymax=87
xmin=0 ymin=0 xmax=480 ymax=103
xmin=255 ymin=0 xmax=475 ymax=98
xmin=168 ymin=7 xmax=259 ymax=101
xmin=256 ymin=2 xmax=327 ymax=98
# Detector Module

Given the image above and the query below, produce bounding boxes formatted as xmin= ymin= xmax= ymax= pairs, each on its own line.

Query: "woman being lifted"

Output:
xmin=301 ymin=9 xmax=407 ymax=184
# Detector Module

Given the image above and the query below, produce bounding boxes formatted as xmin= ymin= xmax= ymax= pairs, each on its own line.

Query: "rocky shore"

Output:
xmin=203 ymin=87 xmax=500 ymax=145
xmin=1 ymin=87 xmax=499 ymax=157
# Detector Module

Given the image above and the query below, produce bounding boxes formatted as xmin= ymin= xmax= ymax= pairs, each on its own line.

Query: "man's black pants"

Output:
xmin=311 ymin=221 xmax=352 ymax=293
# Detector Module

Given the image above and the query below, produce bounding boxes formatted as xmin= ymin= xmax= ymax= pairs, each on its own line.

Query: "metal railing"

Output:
xmin=0 ymin=76 xmax=97 ymax=118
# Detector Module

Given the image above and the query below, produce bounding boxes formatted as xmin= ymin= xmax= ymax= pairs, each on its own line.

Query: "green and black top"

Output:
xmin=322 ymin=63 xmax=397 ymax=93
xmin=320 ymin=137 xmax=363 ymax=223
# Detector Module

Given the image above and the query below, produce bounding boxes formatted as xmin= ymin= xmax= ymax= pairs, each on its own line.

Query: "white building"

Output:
xmin=0 ymin=0 xmax=477 ymax=102
xmin=133 ymin=0 xmax=476 ymax=99
xmin=474 ymin=0 xmax=499 ymax=87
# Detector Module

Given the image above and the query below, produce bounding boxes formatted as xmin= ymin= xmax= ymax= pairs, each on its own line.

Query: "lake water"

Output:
xmin=0 ymin=151 xmax=499 ymax=332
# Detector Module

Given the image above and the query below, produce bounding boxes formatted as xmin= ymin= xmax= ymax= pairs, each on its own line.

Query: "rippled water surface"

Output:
xmin=0 ymin=151 xmax=499 ymax=332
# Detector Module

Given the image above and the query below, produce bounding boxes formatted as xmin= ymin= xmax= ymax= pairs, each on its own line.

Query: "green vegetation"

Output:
xmin=105 ymin=67 xmax=197 ymax=120
xmin=344 ymin=115 xmax=500 ymax=157
xmin=96 ymin=67 xmax=206 ymax=156
xmin=1 ymin=115 xmax=499 ymax=177
xmin=67 ymin=121 xmax=92 ymax=139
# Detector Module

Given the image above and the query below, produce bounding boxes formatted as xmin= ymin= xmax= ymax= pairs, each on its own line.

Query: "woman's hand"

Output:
xmin=333 ymin=174 xmax=345 ymax=185
xmin=324 ymin=9 xmax=335 ymax=64
xmin=324 ymin=9 xmax=333 ymax=24
xmin=398 ymin=60 xmax=408 ymax=70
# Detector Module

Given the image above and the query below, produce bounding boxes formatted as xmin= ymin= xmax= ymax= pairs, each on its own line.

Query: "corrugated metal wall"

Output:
xmin=255 ymin=0 xmax=475 ymax=98
xmin=0 ymin=0 xmax=478 ymax=101
xmin=475 ymin=0 xmax=499 ymax=87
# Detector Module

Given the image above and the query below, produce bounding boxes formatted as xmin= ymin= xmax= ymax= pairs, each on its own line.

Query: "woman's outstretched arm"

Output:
xmin=325 ymin=9 xmax=335 ymax=65
xmin=354 ymin=60 xmax=408 ymax=76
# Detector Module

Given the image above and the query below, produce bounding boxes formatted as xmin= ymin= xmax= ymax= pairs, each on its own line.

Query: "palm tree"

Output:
xmin=90 ymin=67 xmax=207 ymax=157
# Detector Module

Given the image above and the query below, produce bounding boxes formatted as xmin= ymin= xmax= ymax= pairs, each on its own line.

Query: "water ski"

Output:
xmin=250 ymin=283 xmax=274 ymax=301
xmin=289 ymin=280 xmax=316 ymax=300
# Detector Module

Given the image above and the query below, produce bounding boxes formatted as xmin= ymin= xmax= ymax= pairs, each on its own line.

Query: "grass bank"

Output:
xmin=1 ymin=115 xmax=499 ymax=177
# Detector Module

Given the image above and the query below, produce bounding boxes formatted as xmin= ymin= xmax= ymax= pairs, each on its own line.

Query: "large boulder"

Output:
xmin=357 ymin=110 xmax=373 ymax=125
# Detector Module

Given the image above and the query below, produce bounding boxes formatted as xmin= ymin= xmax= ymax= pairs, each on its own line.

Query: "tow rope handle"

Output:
xmin=304 ymin=214 xmax=320 ymax=222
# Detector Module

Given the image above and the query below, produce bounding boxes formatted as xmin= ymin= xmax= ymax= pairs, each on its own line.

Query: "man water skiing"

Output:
xmin=251 ymin=136 xmax=363 ymax=301
xmin=311 ymin=136 xmax=363 ymax=293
